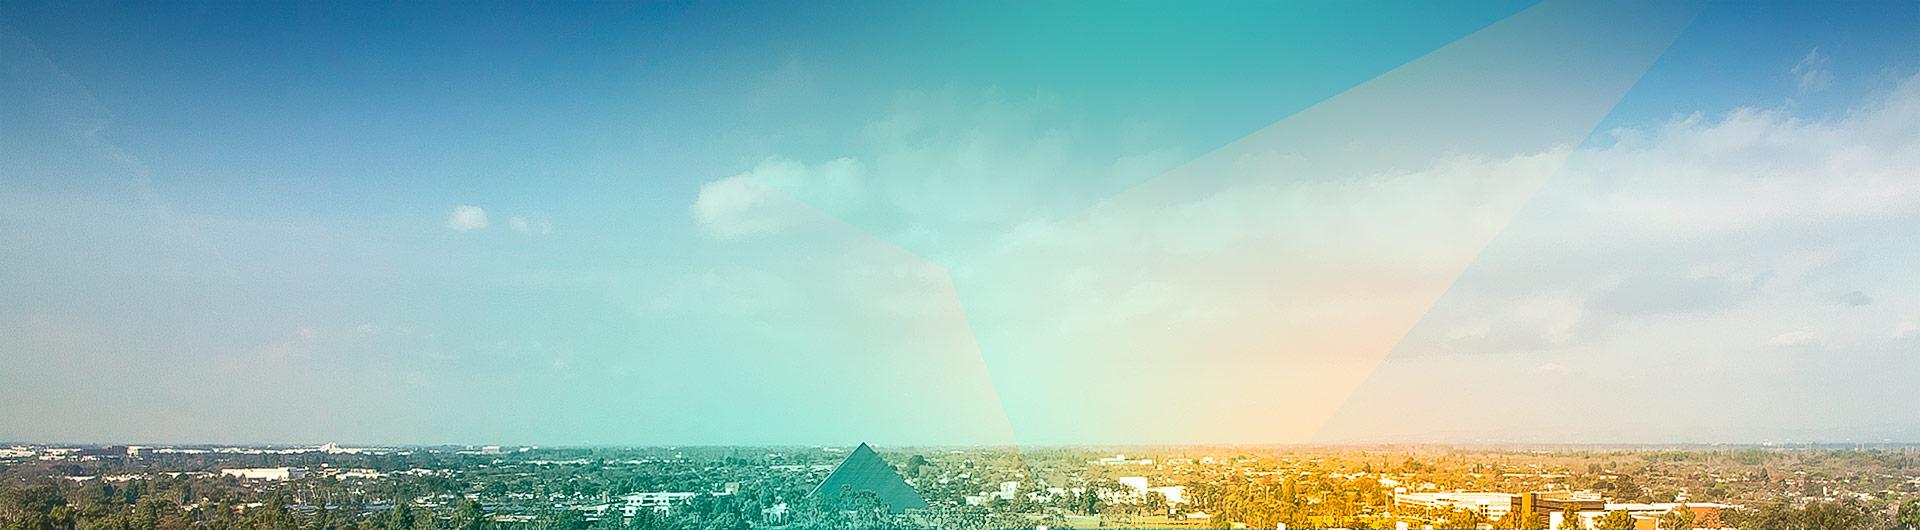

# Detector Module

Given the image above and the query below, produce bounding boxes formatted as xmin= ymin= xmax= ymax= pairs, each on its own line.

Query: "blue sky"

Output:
xmin=3 ymin=1 xmax=1919 ymax=446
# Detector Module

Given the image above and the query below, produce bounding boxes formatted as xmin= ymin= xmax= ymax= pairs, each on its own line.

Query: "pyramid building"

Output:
xmin=808 ymin=443 xmax=929 ymax=513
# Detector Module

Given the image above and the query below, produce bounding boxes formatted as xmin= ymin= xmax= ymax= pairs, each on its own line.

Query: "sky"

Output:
xmin=2 ymin=1 xmax=1919 ymax=446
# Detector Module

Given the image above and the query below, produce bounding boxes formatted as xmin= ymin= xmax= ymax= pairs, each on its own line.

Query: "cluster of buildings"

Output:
xmin=2 ymin=443 xmax=398 ymax=461
xmin=1115 ymin=476 xmax=1188 ymax=506
xmin=578 ymin=481 xmax=738 ymax=520
xmin=219 ymin=467 xmax=310 ymax=481
xmin=1392 ymin=491 xmax=1737 ymax=530
xmin=1089 ymin=454 xmax=1157 ymax=466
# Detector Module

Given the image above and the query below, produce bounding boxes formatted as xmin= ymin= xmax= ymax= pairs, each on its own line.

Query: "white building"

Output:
xmin=1106 ymin=477 xmax=1186 ymax=507
xmin=762 ymin=503 xmax=788 ymax=525
xmin=996 ymin=481 xmax=1021 ymax=500
xmin=334 ymin=468 xmax=387 ymax=480
xmin=1149 ymin=485 xmax=1187 ymax=505
xmin=619 ymin=492 xmax=697 ymax=516
xmin=1091 ymin=454 xmax=1155 ymax=466
xmin=1392 ymin=491 xmax=1516 ymax=520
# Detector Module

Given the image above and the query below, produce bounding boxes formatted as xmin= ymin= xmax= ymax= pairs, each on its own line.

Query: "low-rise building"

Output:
xmin=618 ymin=492 xmax=697 ymax=517
xmin=220 ymin=467 xmax=308 ymax=481
xmin=1393 ymin=491 xmax=1517 ymax=520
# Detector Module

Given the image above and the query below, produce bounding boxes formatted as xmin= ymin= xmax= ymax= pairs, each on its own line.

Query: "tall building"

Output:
xmin=807 ymin=443 xmax=929 ymax=514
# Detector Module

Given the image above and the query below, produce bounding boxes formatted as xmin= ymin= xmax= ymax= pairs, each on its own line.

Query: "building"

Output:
xmin=1149 ymin=485 xmax=1187 ymax=505
xmin=995 ymin=481 xmax=1020 ymax=500
xmin=1090 ymin=454 xmax=1155 ymax=466
xmin=1106 ymin=477 xmax=1187 ymax=508
xmin=618 ymin=492 xmax=698 ymax=517
xmin=1393 ymin=492 xmax=1516 ymax=520
xmin=219 ymin=467 xmax=307 ymax=481
xmin=1605 ymin=502 xmax=1734 ymax=524
xmin=762 ymin=503 xmax=789 ymax=525
xmin=807 ymin=442 xmax=929 ymax=514
xmin=1517 ymin=492 xmax=1607 ymax=514
xmin=317 ymin=443 xmax=367 ymax=455
xmin=1551 ymin=501 xmax=1736 ymax=530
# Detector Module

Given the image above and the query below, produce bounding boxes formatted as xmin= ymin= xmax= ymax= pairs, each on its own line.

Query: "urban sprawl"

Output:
xmin=3 ymin=443 xmax=1919 ymax=530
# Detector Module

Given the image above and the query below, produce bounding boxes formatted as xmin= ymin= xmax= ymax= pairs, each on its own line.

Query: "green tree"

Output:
xmin=1496 ymin=509 xmax=1543 ymax=529
xmin=387 ymin=503 xmax=416 ymax=530
xmin=1792 ymin=498 xmax=1880 ymax=530
xmin=548 ymin=509 xmax=589 ymax=530
xmin=1448 ymin=508 xmax=1486 ymax=528
xmin=1595 ymin=510 xmax=1636 ymax=530
xmin=1897 ymin=500 xmax=1920 ymax=530
xmin=452 ymin=499 xmax=489 ymax=530
xmin=1657 ymin=508 xmax=1694 ymax=530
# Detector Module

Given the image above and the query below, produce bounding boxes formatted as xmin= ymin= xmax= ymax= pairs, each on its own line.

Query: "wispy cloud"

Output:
xmin=509 ymin=215 xmax=553 ymax=235
xmin=1791 ymin=48 xmax=1833 ymax=93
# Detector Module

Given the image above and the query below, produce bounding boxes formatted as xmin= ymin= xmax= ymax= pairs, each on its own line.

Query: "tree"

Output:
xmin=1595 ymin=510 xmax=1636 ymax=530
xmin=387 ymin=503 xmax=416 ymax=530
xmin=1448 ymin=508 xmax=1486 ymax=528
xmin=1078 ymin=489 xmax=1103 ymax=515
xmin=905 ymin=455 xmax=930 ymax=478
xmin=1792 ymin=498 xmax=1881 ymax=530
xmin=699 ymin=512 xmax=748 ymax=530
xmin=1717 ymin=507 xmax=1750 ymax=529
xmin=548 ymin=509 xmax=589 ymax=530
xmin=452 ymin=499 xmax=489 ymax=530
xmin=1897 ymin=500 xmax=1920 ymax=530
xmin=1497 ymin=509 xmax=1543 ymax=529
xmin=1657 ymin=508 xmax=1694 ymax=530
xmin=1142 ymin=491 xmax=1168 ymax=515
xmin=626 ymin=507 xmax=659 ymax=530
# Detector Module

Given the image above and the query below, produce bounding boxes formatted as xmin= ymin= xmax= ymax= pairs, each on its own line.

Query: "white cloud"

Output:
xmin=446 ymin=205 xmax=487 ymax=231
xmin=690 ymin=89 xmax=1189 ymax=251
xmin=1317 ymin=72 xmax=1920 ymax=442
xmin=1791 ymin=48 xmax=1833 ymax=93
xmin=1393 ymin=73 xmax=1920 ymax=357
xmin=962 ymin=70 xmax=1920 ymax=443
xmin=691 ymin=156 xmax=864 ymax=240
xmin=683 ymin=69 xmax=1920 ymax=443
xmin=509 ymin=215 xmax=553 ymax=235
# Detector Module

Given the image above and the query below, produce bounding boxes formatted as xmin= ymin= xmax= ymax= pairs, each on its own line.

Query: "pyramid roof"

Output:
xmin=808 ymin=443 xmax=929 ymax=513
